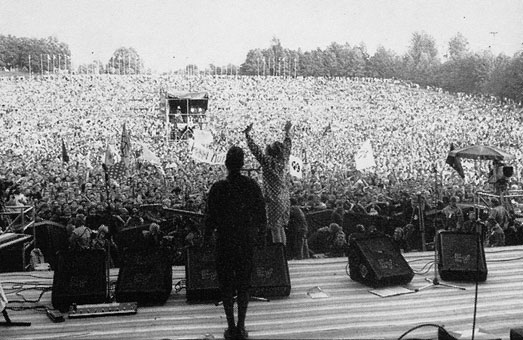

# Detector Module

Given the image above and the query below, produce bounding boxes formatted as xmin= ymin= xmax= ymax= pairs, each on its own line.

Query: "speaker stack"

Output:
xmin=51 ymin=249 xmax=108 ymax=312
xmin=115 ymin=247 xmax=173 ymax=306
xmin=185 ymin=243 xmax=291 ymax=302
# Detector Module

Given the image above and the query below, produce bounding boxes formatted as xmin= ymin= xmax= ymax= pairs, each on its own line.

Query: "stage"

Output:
xmin=1 ymin=246 xmax=523 ymax=339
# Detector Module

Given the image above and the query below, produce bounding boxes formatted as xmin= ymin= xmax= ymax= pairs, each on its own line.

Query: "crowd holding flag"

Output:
xmin=445 ymin=142 xmax=465 ymax=179
xmin=321 ymin=122 xmax=332 ymax=137
xmin=120 ymin=123 xmax=131 ymax=167
xmin=104 ymin=140 xmax=118 ymax=166
xmin=61 ymin=139 xmax=69 ymax=163
xmin=103 ymin=124 xmax=131 ymax=185
xmin=289 ymin=154 xmax=303 ymax=179
xmin=354 ymin=139 xmax=376 ymax=171
xmin=105 ymin=161 xmax=127 ymax=185
xmin=137 ymin=142 xmax=165 ymax=178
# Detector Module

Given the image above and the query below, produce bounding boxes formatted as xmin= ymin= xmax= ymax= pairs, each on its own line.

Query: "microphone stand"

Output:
xmin=416 ymin=230 xmax=466 ymax=292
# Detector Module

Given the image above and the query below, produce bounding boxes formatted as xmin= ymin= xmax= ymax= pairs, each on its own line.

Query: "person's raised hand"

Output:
xmin=244 ymin=123 xmax=253 ymax=134
xmin=284 ymin=120 xmax=292 ymax=133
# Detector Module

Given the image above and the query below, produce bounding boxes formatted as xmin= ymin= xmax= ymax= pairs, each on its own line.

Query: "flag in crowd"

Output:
xmin=61 ymin=139 xmax=69 ymax=163
xmin=321 ymin=122 xmax=332 ymax=137
xmin=138 ymin=142 xmax=161 ymax=165
xmin=105 ymin=161 xmax=127 ymax=184
xmin=104 ymin=140 xmax=119 ymax=166
xmin=445 ymin=143 xmax=465 ymax=179
xmin=120 ymin=123 xmax=131 ymax=166
xmin=84 ymin=151 xmax=93 ymax=170
xmin=355 ymin=139 xmax=376 ymax=171
xmin=289 ymin=155 xmax=303 ymax=179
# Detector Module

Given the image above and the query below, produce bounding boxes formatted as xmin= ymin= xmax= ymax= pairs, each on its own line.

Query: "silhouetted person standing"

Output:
xmin=244 ymin=120 xmax=292 ymax=245
xmin=204 ymin=146 xmax=267 ymax=340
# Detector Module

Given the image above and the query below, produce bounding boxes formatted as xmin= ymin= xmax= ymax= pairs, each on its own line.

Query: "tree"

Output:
xmin=448 ymin=32 xmax=469 ymax=61
xmin=484 ymin=52 xmax=523 ymax=104
xmin=240 ymin=49 xmax=264 ymax=75
xmin=108 ymin=47 xmax=143 ymax=74
xmin=369 ymin=46 xmax=401 ymax=79
xmin=406 ymin=31 xmax=440 ymax=85
xmin=438 ymin=53 xmax=490 ymax=93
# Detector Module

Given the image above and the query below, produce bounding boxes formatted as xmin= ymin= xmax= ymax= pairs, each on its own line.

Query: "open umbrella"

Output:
xmin=448 ymin=145 xmax=514 ymax=161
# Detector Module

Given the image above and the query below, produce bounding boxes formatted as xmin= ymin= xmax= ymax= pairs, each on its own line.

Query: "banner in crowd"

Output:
xmin=355 ymin=139 xmax=376 ymax=170
xmin=191 ymin=142 xmax=226 ymax=165
xmin=192 ymin=129 xmax=213 ymax=145
xmin=289 ymin=155 xmax=303 ymax=179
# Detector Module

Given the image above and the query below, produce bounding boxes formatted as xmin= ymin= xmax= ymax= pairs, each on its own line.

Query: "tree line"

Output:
xmin=240 ymin=34 xmax=523 ymax=105
xmin=0 ymin=35 xmax=71 ymax=73
xmin=1 ymin=32 xmax=521 ymax=104
xmin=0 ymin=35 xmax=144 ymax=75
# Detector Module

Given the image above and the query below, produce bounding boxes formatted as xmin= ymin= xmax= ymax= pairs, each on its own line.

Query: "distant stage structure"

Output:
xmin=162 ymin=91 xmax=209 ymax=140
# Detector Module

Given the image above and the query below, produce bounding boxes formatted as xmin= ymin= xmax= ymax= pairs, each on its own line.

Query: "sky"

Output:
xmin=1 ymin=0 xmax=522 ymax=72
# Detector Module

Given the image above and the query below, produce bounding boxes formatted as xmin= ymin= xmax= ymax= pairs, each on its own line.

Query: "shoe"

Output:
xmin=224 ymin=327 xmax=237 ymax=340
xmin=236 ymin=327 xmax=249 ymax=339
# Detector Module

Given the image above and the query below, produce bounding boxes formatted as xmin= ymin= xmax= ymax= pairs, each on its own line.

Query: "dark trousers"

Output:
xmin=215 ymin=242 xmax=254 ymax=299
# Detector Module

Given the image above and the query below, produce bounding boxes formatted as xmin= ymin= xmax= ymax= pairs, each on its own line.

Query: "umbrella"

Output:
xmin=448 ymin=145 xmax=515 ymax=161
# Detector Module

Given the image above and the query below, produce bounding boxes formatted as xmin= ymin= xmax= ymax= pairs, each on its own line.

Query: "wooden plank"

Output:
xmin=0 ymin=246 xmax=522 ymax=339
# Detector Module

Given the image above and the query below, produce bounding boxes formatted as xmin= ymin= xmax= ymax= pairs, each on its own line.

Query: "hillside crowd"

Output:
xmin=1 ymin=74 xmax=523 ymax=257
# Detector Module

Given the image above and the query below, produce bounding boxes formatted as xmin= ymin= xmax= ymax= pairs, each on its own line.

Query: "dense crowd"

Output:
xmin=1 ymin=74 xmax=523 ymax=257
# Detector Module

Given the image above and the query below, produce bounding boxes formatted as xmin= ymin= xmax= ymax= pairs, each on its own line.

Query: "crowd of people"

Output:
xmin=1 ymin=73 xmax=523 ymax=259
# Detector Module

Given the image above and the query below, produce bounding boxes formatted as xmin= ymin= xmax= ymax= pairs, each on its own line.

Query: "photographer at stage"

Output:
xmin=204 ymin=146 xmax=267 ymax=340
xmin=244 ymin=120 xmax=292 ymax=246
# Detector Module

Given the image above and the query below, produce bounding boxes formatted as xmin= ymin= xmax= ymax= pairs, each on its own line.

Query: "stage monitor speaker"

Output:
xmin=185 ymin=246 xmax=221 ymax=302
xmin=348 ymin=234 xmax=414 ymax=288
xmin=115 ymin=247 xmax=172 ymax=306
xmin=185 ymin=243 xmax=291 ymax=302
xmin=52 ymin=249 xmax=107 ymax=312
xmin=250 ymin=243 xmax=291 ymax=298
xmin=437 ymin=231 xmax=487 ymax=282
xmin=511 ymin=328 xmax=523 ymax=340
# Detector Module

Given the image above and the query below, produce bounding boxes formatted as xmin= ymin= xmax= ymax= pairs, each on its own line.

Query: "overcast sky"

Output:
xmin=1 ymin=0 xmax=522 ymax=71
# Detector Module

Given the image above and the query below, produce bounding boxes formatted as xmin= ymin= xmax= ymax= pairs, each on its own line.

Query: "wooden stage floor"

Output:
xmin=1 ymin=246 xmax=523 ymax=340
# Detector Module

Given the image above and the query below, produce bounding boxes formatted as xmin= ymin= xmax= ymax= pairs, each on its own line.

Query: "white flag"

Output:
xmin=355 ymin=140 xmax=376 ymax=171
xmin=289 ymin=155 xmax=303 ymax=179
xmin=104 ymin=142 xmax=120 ymax=166
xmin=192 ymin=129 xmax=213 ymax=146
xmin=139 ymin=143 xmax=161 ymax=165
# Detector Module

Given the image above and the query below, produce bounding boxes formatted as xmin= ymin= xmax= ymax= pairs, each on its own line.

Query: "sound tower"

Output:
xmin=185 ymin=243 xmax=291 ymax=302
xmin=115 ymin=247 xmax=173 ymax=305
xmin=437 ymin=231 xmax=487 ymax=282
xmin=52 ymin=249 xmax=107 ymax=312
xmin=347 ymin=234 xmax=414 ymax=287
